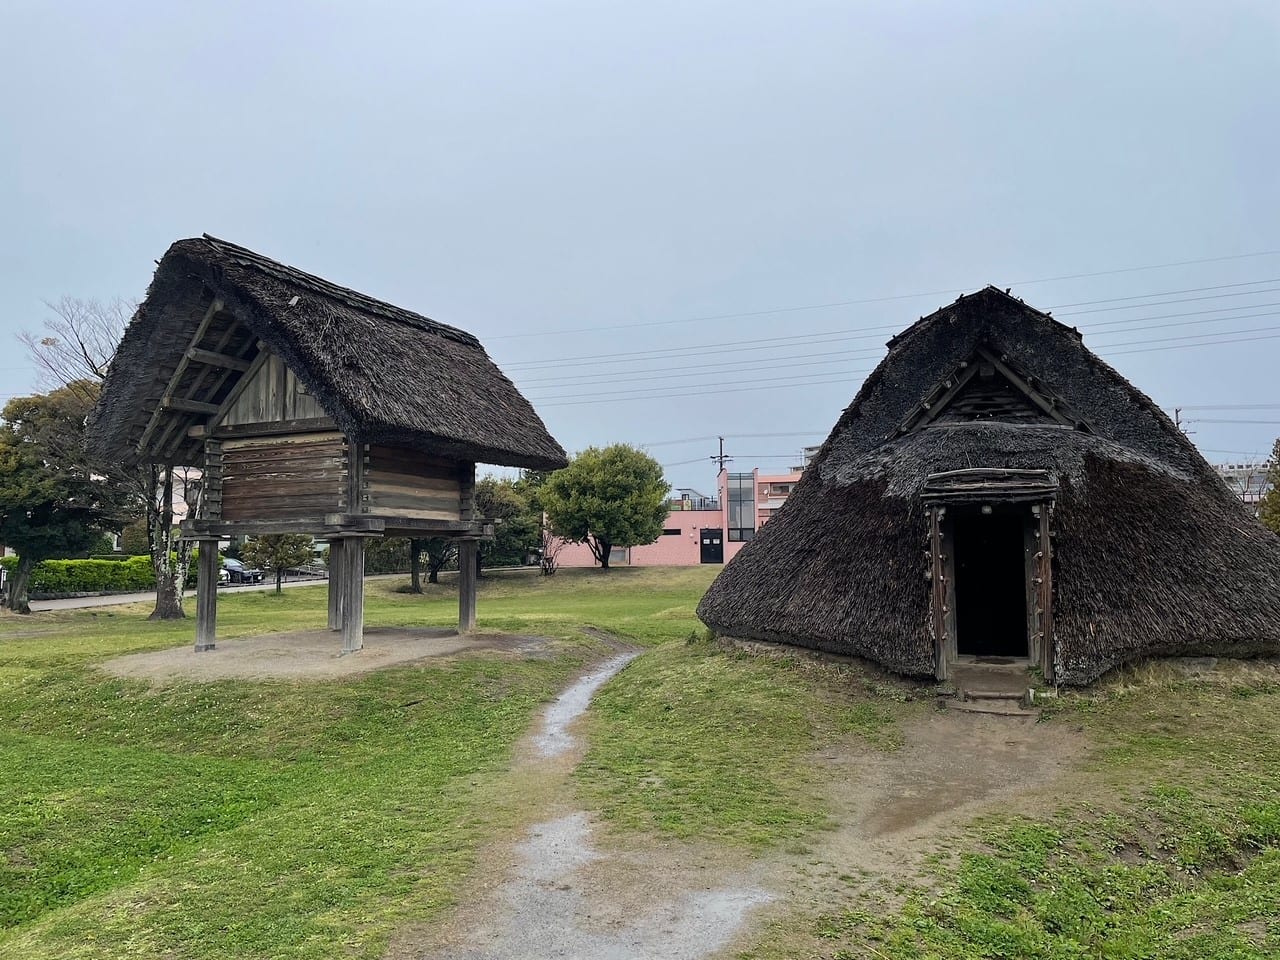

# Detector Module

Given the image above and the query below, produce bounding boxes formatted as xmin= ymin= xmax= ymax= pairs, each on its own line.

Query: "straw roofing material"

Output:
xmin=88 ymin=236 xmax=567 ymax=471
xmin=698 ymin=286 xmax=1280 ymax=685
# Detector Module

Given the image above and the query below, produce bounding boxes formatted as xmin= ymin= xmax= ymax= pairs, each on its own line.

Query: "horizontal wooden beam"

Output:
xmin=162 ymin=397 xmax=222 ymax=415
xmin=181 ymin=515 xmax=387 ymax=538
xmin=186 ymin=347 xmax=253 ymax=372
xmin=211 ymin=417 xmax=338 ymax=439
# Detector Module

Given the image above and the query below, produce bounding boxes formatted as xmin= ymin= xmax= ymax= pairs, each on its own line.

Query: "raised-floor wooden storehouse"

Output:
xmin=698 ymin=286 xmax=1280 ymax=685
xmin=89 ymin=235 xmax=566 ymax=652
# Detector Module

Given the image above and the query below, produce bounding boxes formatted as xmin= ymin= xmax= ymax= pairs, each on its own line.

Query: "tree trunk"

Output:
xmin=476 ymin=547 xmax=484 ymax=579
xmin=409 ymin=539 xmax=423 ymax=593
xmin=590 ymin=536 xmax=612 ymax=570
xmin=147 ymin=464 xmax=186 ymax=620
xmin=149 ymin=573 xmax=184 ymax=621
xmin=275 ymin=568 xmax=284 ymax=595
xmin=5 ymin=556 xmax=34 ymax=614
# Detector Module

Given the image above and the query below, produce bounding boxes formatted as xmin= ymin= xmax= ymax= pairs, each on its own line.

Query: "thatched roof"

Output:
xmin=88 ymin=236 xmax=566 ymax=470
xmin=698 ymin=286 xmax=1280 ymax=684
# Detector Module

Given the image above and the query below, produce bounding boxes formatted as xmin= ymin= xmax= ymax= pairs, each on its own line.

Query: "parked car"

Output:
xmin=222 ymin=558 xmax=264 ymax=584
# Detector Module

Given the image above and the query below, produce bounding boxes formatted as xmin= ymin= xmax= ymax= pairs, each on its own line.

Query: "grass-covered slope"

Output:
xmin=2 ymin=565 xmax=1278 ymax=958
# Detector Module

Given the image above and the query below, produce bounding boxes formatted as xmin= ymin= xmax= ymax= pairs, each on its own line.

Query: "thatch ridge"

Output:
xmin=89 ymin=236 xmax=567 ymax=471
xmin=698 ymin=286 xmax=1280 ymax=684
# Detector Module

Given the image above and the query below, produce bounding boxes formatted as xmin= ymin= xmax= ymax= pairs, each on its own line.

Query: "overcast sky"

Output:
xmin=3 ymin=1 xmax=1278 ymax=491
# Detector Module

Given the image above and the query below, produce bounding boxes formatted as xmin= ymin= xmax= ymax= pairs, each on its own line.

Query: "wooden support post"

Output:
xmin=327 ymin=538 xmax=346 ymax=631
xmin=195 ymin=538 xmax=220 ymax=652
xmin=340 ymin=537 xmax=365 ymax=654
xmin=458 ymin=539 xmax=477 ymax=633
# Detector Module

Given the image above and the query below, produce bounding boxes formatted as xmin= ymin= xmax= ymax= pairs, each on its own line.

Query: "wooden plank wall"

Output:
xmin=220 ymin=353 xmax=329 ymax=427
xmin=220 ymin=432 xmax=347 ymax=520
xmin=363 ymin=446 xmax=462 ymax=521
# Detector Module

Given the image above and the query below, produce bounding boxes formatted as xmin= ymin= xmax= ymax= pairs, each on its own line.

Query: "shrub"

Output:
xmin=0 ymin=555 xmax=156 ymax=594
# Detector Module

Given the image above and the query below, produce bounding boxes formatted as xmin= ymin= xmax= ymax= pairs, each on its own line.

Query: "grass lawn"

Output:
xmin=0 ymin=567 xmax=714 ymax=959
xmin=2 ymin=565 xmax=1278 ymax=958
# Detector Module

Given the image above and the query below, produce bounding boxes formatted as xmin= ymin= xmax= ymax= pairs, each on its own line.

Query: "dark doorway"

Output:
xmin=699 ymin=528 xmax=724 ymax=564
xmin=952 ymin=507 xmax=1028 ymax=658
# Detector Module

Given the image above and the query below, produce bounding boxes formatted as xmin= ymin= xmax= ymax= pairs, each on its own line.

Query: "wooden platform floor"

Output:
xmin=99 ymin=626 xmax=550 ymax=683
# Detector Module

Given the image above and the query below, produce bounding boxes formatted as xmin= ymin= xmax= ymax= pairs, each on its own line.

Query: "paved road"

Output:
xmin=30 ymin=576 xmax=344 ymax=612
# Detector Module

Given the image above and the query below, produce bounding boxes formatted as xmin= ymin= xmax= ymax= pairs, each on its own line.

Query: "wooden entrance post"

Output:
xmin=457 ymin=539 xmax=477 ymax=632
xmin=194 ymin=537 xmax=220 ymax=652
xmin=327 ymin=538 xmax=346 ymax=631
xmin=338 ymin=536 xmax=366 ymax=654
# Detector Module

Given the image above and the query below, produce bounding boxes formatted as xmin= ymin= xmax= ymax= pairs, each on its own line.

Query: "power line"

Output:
xmin=537 ymin=326 xmax=1280 ymax=408
xmin=520 ymin=309 xmax=1280 ymax=396
xmin=502 ymin=283 xmax=1280 ymax=374
xmin=1050 ymin=277 xmax=1280 ymax=308
xmin=1179 ymin=404 xmax=1280 ymax=411
xmin=1106 ymin=330 xmax=1280 ymax=357
xmin=1055 ymin=286 xmax=1280 ymax=317
xmin=486 ymin=249 xmax=1280 ymax=340
xmin=1188 ymin=419 xmax=1280 ymax=425
xmin=532 ymin=323 xmax=1280 ymax=404
xmin=541 ymin=371 xmax=872 ymax=407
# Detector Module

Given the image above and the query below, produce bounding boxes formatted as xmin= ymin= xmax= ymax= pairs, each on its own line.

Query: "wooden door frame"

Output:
xmin=929 ymin=497 xmax=1055 ymax=682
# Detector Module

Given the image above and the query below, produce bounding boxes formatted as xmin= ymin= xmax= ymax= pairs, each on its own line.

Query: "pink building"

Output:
xmin=557 ymin=467 xmax=803 ymax=567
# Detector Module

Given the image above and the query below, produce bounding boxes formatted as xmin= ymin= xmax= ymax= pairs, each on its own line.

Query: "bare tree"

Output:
xmin=538 ymin=519 xmax=566 ymax=576
xmin=19 ymin=297 xmax=198 ymax=619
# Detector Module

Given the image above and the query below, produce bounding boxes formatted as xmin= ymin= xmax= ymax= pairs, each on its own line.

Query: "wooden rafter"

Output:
xmin=153 ymin=317 xmax=254 ymax=461
xmin=185 ymin=347 xmax=252 ymax=371
xmin=898 ymin=345 xmax=1091 ymax=435
xmin=162 ymin=397 xmax=222 ymax=415
xmin=135 ymin=297 xmax=224 ymax=457
xmin=974 ymin=347 xmax=1075 ymax=428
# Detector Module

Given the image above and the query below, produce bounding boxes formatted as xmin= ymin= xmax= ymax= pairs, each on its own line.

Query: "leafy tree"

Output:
xmin=0 ymin=387 xmax=129 ymax=612
xmin=540 ymin=444 xmax=668 ymax=570
xmin=119 ymin=519 xmax=150 ymax=555
xmin=407 ymin=537 xmax=457 ymax=592
xmin=474 ymin=476 xmax=539 ymax=574
xmin=363 ymin=537 xmax=410 ymax=575
xmin=1258 ymin=439 xmax=1280 ymax=535
xmin=241 ymin=535 xmax=314 ymax=594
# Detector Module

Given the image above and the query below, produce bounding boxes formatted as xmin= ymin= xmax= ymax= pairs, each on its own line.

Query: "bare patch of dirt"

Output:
xmin=98 ymin=627 xmax=549 ymax=683
xmin=784 ymin=708 xmax=1086 ymax=907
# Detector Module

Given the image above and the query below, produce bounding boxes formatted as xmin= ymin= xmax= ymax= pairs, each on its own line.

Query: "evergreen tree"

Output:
xmin=540 ymin=445 xmax=668 ymax=569
xmin=241 ymin=534 xmax=314 ymax=594
xmin=0 ymin=387 xmax=128 ymax=612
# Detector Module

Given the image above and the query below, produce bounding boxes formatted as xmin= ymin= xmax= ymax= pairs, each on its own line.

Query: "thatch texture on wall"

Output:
xmin=698 ymin=287 xmax=1280 ymax=684
xmin=89 ymin=236 xmax=566 ymax=471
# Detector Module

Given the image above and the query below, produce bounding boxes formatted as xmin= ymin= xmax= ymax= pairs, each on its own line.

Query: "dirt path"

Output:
xmin=388 ymin=650 xmax=776 ymax=960
xmin=389 ymin=658 xmax=1086 ymax=959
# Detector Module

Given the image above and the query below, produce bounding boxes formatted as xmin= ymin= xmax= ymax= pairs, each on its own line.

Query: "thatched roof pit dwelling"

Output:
xmin=698 ymin=286 xmax=1280 ymax=685
xmin=90 ymin=235 xmax=566 ymax=652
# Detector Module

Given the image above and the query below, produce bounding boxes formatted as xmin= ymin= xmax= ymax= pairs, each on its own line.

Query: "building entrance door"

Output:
xmin=699 ymin=528 xmax=724 ymax=564
xmin=952 ymin=506 xmax=1030 ymax=659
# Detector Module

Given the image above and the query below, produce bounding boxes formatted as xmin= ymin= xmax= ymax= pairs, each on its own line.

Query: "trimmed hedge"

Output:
xmin=0 ymin=555 xmax=156 ymax=594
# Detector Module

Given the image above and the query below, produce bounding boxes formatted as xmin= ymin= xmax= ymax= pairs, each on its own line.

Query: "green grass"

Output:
xmin=576 ymin=638 xmax=914 ymax=847
xmin=746 ymin=664 xmax=1280 ymax=960
xmin=0 ymin=567 xmax=718 ymax=959
xmin=4 ymin=567 xmax=1279 ymax=959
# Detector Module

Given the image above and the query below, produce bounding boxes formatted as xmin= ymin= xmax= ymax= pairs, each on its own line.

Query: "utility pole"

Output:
xmin=1174 ymin=407 xmax=1194 ymax=436
xmin=710 ymin=436 xmax=733 ymax=473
